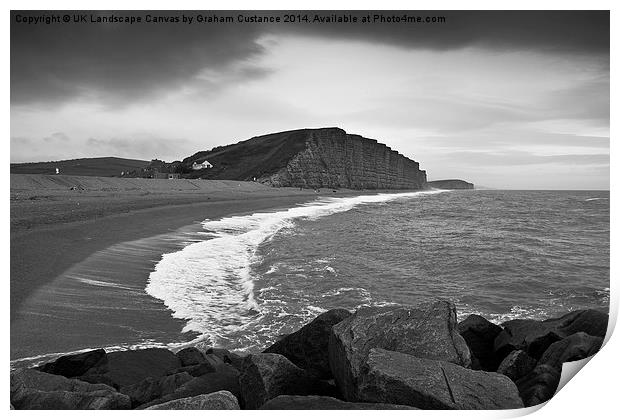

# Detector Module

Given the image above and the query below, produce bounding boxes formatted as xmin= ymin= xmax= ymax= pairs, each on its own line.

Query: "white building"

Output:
xmin=192 ymin=160 xmax=213 ymax=170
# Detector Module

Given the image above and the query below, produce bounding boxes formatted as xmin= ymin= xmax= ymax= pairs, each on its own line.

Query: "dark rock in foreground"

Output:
xmin=259 ymin=395 xmax=416 ymax=410
xmin=83 ymin=348 xmax=181 ymax=389
xmin=263 ymin=308 xmax=351 ymax=379
xmin=176 ymin=347 xmax=206 ymax=367
xmin=458 ymin=314 xmax=503 ymax=371
xmin=11 ymin=368 xmax=130 ymax=410
xmin=494 ymin=309 xmax=608 ymax=360
xmin=537 ymin=332 xmax=603 ymax=369
xmin=36 ymin=349 xmax=107 ymax=378
xmin=239 ymin=353 xmax=337 ymax=409
xmin=515 ymin=364 xmax=561 ymax=407
xmin=138 ymin=363 xmax=242 ymax=409
xmin=119 ymin=372 xmax=193 ymax=408
xmin=146 ymin=390 xmax=240 ymax=410
xmin=329 ymin=301 xmax=471 ymax=401
xmin=357 ymin=348 xmax=523 ymax=409
xmin=496 ymin=350 xmax=537 ymax=382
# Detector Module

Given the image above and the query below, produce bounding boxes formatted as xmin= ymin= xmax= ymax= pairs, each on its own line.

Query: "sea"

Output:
xmin=147 ymin=189 xmax=610 ymax=352
xmin=11 ymin=189 xmax=610 ymax=367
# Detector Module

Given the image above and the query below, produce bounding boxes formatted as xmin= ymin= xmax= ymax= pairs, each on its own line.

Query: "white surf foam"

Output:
xmin=146 ymin=189 xmax=446 ymax=346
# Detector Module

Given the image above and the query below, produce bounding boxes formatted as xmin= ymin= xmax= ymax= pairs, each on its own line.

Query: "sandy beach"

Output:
xmin=10 ymin=174 xmax=366 ymax=361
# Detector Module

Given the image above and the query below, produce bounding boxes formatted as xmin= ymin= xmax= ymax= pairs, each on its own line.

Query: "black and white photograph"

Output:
xmin=9 ymin=4 xmax=612 ymax=413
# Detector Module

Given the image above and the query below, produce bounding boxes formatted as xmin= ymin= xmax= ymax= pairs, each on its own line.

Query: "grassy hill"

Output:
xmin=10 ymin=157 xmax=150 ymax=177
xmin=182 ymin=129 xmax=311 ymax=180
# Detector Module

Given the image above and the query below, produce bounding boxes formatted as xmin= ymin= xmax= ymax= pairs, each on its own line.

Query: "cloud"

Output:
xmin=11 ymin=10 xmax=609 ymax=108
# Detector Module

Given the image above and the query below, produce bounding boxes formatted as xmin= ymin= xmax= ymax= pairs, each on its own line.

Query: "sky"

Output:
xmin=10 ymin=10 xmax=609 ymax=189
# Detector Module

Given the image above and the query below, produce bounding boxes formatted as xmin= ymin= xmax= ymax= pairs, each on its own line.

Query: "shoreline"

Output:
xmin=11 ymin=174 xmax=425 ymax=361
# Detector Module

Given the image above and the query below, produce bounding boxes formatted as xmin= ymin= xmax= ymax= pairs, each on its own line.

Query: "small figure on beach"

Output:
xmin=55 ymin=168 xmax=59 ymax=175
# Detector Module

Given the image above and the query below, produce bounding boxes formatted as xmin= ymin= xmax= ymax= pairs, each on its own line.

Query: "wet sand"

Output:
xmin=10 ymin=175 xmax=361 ymax=362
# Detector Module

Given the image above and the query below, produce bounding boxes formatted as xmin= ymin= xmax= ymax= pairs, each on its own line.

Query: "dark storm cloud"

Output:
xmin=11 ymin=10 xmax=609 ymax=107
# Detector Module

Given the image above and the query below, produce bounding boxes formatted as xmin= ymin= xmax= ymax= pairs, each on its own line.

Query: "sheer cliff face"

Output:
xmin=261 ymin=128 xmax=427 ymax=190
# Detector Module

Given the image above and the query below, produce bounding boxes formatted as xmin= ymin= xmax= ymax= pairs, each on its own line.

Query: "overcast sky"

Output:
xmin=10 ymin=11 xmax=609 ymax=189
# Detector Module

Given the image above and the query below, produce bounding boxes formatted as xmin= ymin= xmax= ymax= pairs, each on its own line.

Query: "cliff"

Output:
xmin=427 ymin=179 xmax=474 ymax=190
xmin=184 ymin=128 xmax=427 ymax=190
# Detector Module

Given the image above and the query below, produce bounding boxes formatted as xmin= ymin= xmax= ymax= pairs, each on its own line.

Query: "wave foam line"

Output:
xmin=146 ymin=189 xmax=447 ymax=345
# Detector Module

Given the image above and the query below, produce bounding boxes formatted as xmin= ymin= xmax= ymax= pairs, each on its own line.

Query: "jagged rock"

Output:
xmin=120 ymin=372 xmax=193 ymax=408
xmin=537 ymin=332 xmax=603 ymax=368
xmin=263 ymin=308 xmax=351 ymax=378
xmin=329 ymin=301 xmax=471 ymax=401
xmin=10 ymin=368 xmax=130 ymax=410
xmin=36 ymin=349 xmax=107 ymax=378
xmin=515 ymin=364 xmax=561 ymax=407
xmin=259 ymin=395 xmax=416 ymax=410
xmin=494 ymin=309 xmax=608 ymax=360
xmin=497 ymin=350 xmax=537 ymax=382
xmin=137 ymin=363 xmax=241 ymax=409
xmin=458 ymin=314 xmax=503 ymax=370
xmin=357 ymin=349 xmax=523 ymax=409
xmin=239 ymin=353 xmax=337 ymax=409
xmin=146 ymin=390 xmax=240 ymax=410
xmin=176 ymin=347 xmax=206 ymax=366
xmin=83 ymin=348 xmax=182 ymax=388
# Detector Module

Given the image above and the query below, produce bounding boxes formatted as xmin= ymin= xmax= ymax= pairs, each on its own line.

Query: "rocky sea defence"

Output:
xmin=10 ymin=300 xmax=607 ymax=410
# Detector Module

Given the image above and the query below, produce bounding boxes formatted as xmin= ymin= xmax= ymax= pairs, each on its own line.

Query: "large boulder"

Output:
xmin=137 ymin=363 xmax=242 ymax=409
xmin=36 ymin=349 xmax=107 ymax=378
xmin=356 ymin=348 xmax=523 ymax=409
xmin=496 ymin=350 xmax=537 ymax=382
xmin=11 ymin=368 xmax=130 ymax=410
xmin=176 ymin=347 xmax=206 ymax=366
xmin=263 ymin=308 xmax=351 ymax=378
xmin=494 ymin=309 xmax=608 ymax=360
xmin=515 ymin=364 xmax=561 ymax=407
xmin=537 ymin=332 xmax=603 ymax=369
xmin=119 ymin=372 xmax=193 ymax=407
xmin=83 ymin=348 xmax=182 ymax=388
xmin=259 ymin=395 xmax=416 ymax=410
xmin=458 ymin=314 xmax=503 ymax=370
xmin=329 ymin=301 xmax=471 ymax=401
xmin=146 ymin=390 xmax=240 ymax=410
xmin=239 ymin=353 xmax=337 ymax=409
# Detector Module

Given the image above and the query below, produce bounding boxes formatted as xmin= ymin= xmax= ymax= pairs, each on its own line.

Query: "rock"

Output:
xmin=36 ymin=349 xmax=107 ymax=378
xmin=75 ymin=373 xmax=119 ymax=389
xmin=137 ymin=363 xmax=241 ymax=409
xmin=329 ymin=301 xmax=471 ymax=401
xmin=458 ymin=314 xmax=503 ymax=370
xmin=11 ymin=368 xmax=130 ymax=410
xmin=537 ymin=332 xmax=603 ymax=369
xmin=526 ymin=331 xmax=563 ymax=360
xmin=83 ymin=348 xmax=182 ymax=388
xmin=515 ymin=364 xmax=561 ymax=407
xmin=259 ymin=395 xmax=416 ymax=410
xmin=263 ymin=308 xmax=351 ymax=378
xmin=171 ymin=353 xmax=227 ymax=377
xmin=146 ymin=390 xmax=240 ymax=410
xmin=494 ymin=309 xmax=608 ymax=359
xmin=497 ymin=350 xmax=537 ymax=382
xmin=120 ymin=372 xmax=193 ymax=407
xmin=357 ymin=349 xmax=523 ymax=409
xmin=239 ymin=353 xmax=337 ymax=409
xmin=204 ymin=348 xmax=246 ymax=371
xmin=176 ymin=347 xmax=206 ymax=366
